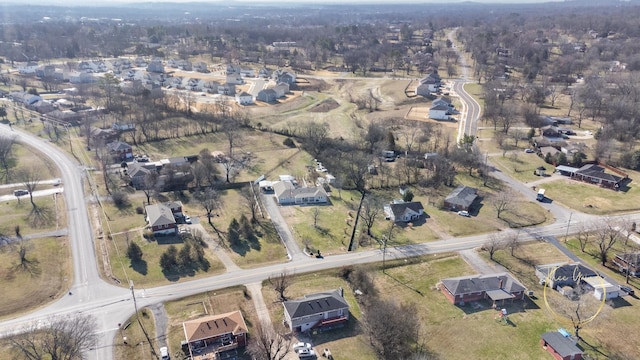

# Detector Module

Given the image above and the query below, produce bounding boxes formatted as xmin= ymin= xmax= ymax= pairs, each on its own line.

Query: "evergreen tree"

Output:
xmin=160 ymin=245 xmax=178 ymax=271
xmin=178 ymin=242 xmax=192 ymax=267
xmin=126 ymin=242 xmax=143 ymax=262
xmin=228 ymin=218 xmax=241 ymax=246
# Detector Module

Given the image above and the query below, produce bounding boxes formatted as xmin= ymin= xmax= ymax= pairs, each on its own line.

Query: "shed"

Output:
xmin=535 ymin=166 xmax=547 ymax=177
xmin=540 ymin=331 xmax=583 ymax=360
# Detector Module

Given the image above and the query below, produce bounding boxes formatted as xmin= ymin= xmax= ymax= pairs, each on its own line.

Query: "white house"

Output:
xmin=428 ymin=104 xmax=450 ymax=120
xmin=384 ymin=201 xmax=424 ymax=222
xmin=582 ymin=276 xmax=619 ymax=300
xmin=226 ymin=73 xmax=244 ymax=85
xmin=236 ymin=92 xmax=253 ymax=105
xmin=273 ymin=181 xmax=328 ymax=205
xmin=18 ymin=62 xmax=39 ymax=74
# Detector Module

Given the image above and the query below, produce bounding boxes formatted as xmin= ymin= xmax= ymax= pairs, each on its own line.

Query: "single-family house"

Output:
xmin=541 ymin=125 xmax=560 ymax=138
xmin=439 ymin=273 xmax=526 ymax=306
xmin=178 ymin=60 xmax=192 ymax=71
xmin=273 ymin=82 xmax=290 ymax=98
xmin=613 ymin=252 xmax=640 ymax=277
xmin=127 ymin=162 xmax=155 ymax=189
xmin=283 ymin=289 xmax=349 ymax=333
xmin=416 ymin=72 xmax=441 ymax=96
xmin=384 ymin=201 xmax=425 ymax=222
xmin=235 ymin=92 xmax=253 ymax=105
xmin=217 ymin=84 xmax=235 ymax=95
xmin=182 ymin=310 xmax=248 ymax=359
xmin=89 ymin=127 xmax=118 ymax=143
xmin=18 ymin=62 xmax=39 ymax=74
xmin=257 ymin=89 xmax=278 ymax=103
xmin=31 ymin=100 xmax=55 ymax=114
xmin=145 ymin=203 xmax=178 ymax=235
xmin=271 ymin=69 xmax=296 ymax=85
xmin=194 ymin=62 xmax=209 ymax=73
xmin=581 ymin=276 xmax=619 ymax=300
xmin=573 ymin=164 xmax=626 ymax=189
xmin=133 ymin=57 xmax=148 ymax=68
xmin=540 ymin=146 xmax=561 ymax=158
xmin=535 ymin=263 xmax=597 ymax=289
xmin=540 ymin=331 xmax=583 ymax=360
xmin=226 ymin=72 xmax=244 ymax=85
xmin=10 ymin=91 xmax=42 ymax=106
xmin=147 ymin=60 xmax=164 ymax=73
xmin=273 ymin=181 xmax=328 ymax=205
xmin=444 ymin=186 xmax=478 ymax=211
xmin=432 ymin=96 xmax=454 ymax=110
xmin=428 ymin=104 xmax=451 ymax=120
xmin=106 ymin=141 xmax=133 ymax=161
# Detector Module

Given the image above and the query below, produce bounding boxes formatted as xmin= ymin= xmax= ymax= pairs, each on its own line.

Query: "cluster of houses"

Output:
xmin=416 ymin=70 xmax=442 ymax=97
xmin=428 ymin=96 xmax=456 ymax=121
xmin=180 ymin=288 xmax=349 ymax=359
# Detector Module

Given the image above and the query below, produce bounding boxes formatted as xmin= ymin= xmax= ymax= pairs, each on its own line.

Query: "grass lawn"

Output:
xmin=481 ymin=241 xmax=640 ymax=359
xmin=114 ymin=310 xmax=158 ymax=360
xmin=0 ymin=196 xmax=64 ymax=235
xmin=262 ymin=269 xmax=376 ymax=360
xmin=106 ymin=230 xmax=225 ymax=288
xmin=162 ymin=287 xmax=257 ymax=360
xmin=540 ymin=177 xmax=640 ymax=215
xmin=0 ymin=236 xmax=72 ymax=320
xmin=490 ymin=152 xmax=553 ymax=184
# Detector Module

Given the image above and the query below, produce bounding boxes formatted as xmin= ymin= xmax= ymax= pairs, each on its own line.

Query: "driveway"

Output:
xmin=260 ymin=193 xmax=305 ymax=261
xmin=190 ymin=222 xmax=240 ymax=272
xmin=459 ymin=249 xmax=507 ymax=274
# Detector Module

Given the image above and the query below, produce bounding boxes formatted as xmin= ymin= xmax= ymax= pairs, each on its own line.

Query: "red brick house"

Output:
xmin=440 ymin=273 xmax=526 ymax=306
xmin=540 ymin=331 xmax=583 ymax=360
xmin=106 ymin=140 xmax=133 ymax=161
xmin=182 ymin=310 xmax=248 ymax=360
xmin=613 ymin=252 xmax=640 ymax=277
xmin=145 ymin=201 xmax=183 ymax=235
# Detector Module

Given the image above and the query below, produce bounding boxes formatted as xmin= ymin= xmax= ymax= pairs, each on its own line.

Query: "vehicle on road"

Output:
xmin=457 ymin=210 xmax=470 ymax=217
xmin=13 ymin=189 xmax=29 ymax=196
xmin=160 ymin=346 xmax=169 ymax=360
xmin=620 ymin=285 xmax=635 ymax=296
xmin=536 ymin=188 xmax=546 ymax=201
xmin=53 ymin=178 xmax=62 ymax=186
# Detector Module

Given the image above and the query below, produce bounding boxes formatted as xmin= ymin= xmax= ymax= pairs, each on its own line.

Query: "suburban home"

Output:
xmin=384 ymin=201 xmax=425 ymax=222
xmin=106 ymin=141 xmax=133 ymax=161
xmin=257 ymin=89 xmax=278 ymax=103
xmin=283 ymin=289 xmax=349 ymax=333
xmin=127 ymin=162 xmax=156 ymax=189
xmin=146 ymin=60 xmax=164 ymax=73
xmin=10 ymin=91 xmax=42 ymax=106
xmin=613 ymin=252 xmax=640 ymax=277
xmin=273 ymin=82 xmax=290 ymax=98
xmin=18 ymin=62 xmax=39 ymax=74
xmin=273 ymin=181 xmax=328 ymax=205
xmin=428 ymin=104 xmax=451 ymax=120
xmin=432 ymin=96 xmax=454 ymax=110
xmin=439 ymin=273 xmax=526 ymax=306
xmin=416 ymin=72 xmax=441 ymax=96
xmin=540 ymin=146 xmax=561 ymax=158
xmin=554 ymin=163 xmax=627 ymax=189
xmin=226 ymin=72 xmax=244 ymax=85
xmin=194 ymin=62 xmax=209 ymax=73
xmin=444 ymin=186 xmax=478 ymax=211
xmin=271 ymin=69 xmax=296 ymax=85
xmin=89 ymin=127 xmax=118 ymax=143
xmin=535 ymin=263 xmax=597 ymax=289
xmin=182 ymin=310 xmax=248 ymax=360
xmin=540 ymin=331 xmax=584 ymax=360
xmin=235 ymin=92 xmax=253 ymax=105
xmin=31 ymin=100 xmax=55 ymax=114
xmin=66 ymin=71 xmax=95 ymax=84
xmin=145 ymin=203 xmax=179 ymax=235
xmin=541 ymin=125 xmax=560 ymax=138
xmin=217 ymin=84 xmax=235 ymax=95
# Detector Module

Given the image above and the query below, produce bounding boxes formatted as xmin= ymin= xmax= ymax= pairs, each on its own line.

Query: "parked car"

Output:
xmin=53 ymin=178 xmax=62 ymax=186
xmin=297 ymin=348 xmax=316 ymax=359
xmin=159 ymin=346 xmax=170 ymax=360
xmin=524 ymin=148 xmax=535 ymax=153
xmin=620 ymin=285 xmax=635 ymax=296
xmin=457 ymin=210 xmax=470 ymax=217
xmin=13 ymin=189 xmax=29 ymax=196
xmin=184 ymin=215 xmax=192 ymax=224
xmin=293 ymin=342 xmax=312 ymax=352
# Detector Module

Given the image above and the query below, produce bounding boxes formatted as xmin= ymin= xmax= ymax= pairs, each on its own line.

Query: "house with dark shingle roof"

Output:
xmin=273 ymin=181 xmax=328 ymax=205
xmin=540 ymin=331 xmax=583 ymax=360
xmin=283 ymin=289 xmax=349 ymax=333
xmin=444 ymin=186 xmax=478 ymax=211
xmin=439 ymin=273 xmax=526 ymax=305
xmin=384 ymin=201 xmax=424 ymax=222
xmin=182 ymin=310 xmax=248 ymax=359
xmin=106 ymin=141 xmax=133 ymax=161
xmin=257 ymin=88 xmax=278 ymax=103
xmin=535 ymin=263 xmax=597 ymax=289
xmin=574 ymin=164 xmax=624 ymax=189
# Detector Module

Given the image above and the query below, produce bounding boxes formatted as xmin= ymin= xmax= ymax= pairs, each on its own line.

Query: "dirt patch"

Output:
xmin=296 ymin=77 xmax=331 ymax=92
xmin=308 ymin=98 xmax=340 ymax=113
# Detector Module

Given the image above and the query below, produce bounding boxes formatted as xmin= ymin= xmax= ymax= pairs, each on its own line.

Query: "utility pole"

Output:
xmin=564 ymin=212 xmax=573 ymax=243
xmin=130 ymin=281 xmax=156 ymax=358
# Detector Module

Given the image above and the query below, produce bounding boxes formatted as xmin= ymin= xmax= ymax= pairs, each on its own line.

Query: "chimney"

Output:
xmin=499 ymin=279 xmax=503 ymax=289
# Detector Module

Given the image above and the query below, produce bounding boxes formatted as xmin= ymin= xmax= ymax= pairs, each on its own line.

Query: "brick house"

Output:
xmin=613 ymin=252 xmax=640 ymax=276
xmin=182 ymin=310 xmax=248 ymax=360
xmin=540 ymin=331 xmax=583 ymax=360
xmin=440 ymin=273 xmax=526 ymax=306
xmin=145 ymin=202 xmax=183 ymax=235
xmin=444 ymin=186 xmax=478 ymax=211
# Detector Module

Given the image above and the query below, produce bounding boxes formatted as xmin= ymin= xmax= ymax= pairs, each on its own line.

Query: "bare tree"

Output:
xmin=268 ymin=271 xmax=292 ymax=302
xmin=364 ymin=298 xmax=421 ymax=360
xmin=505 ymin=231 xmax=520 ymax=257
xmin=483 ymin=234 xmax=502 ymax=261
xmin=9 ymin=314 xmax=97 ymax=360
xmin=576 ymin=222 xmax=593 ymax=253
xmin=241 ymin=183 xmax=260 ymax=224
xmin=312 ymin=207 xmax=320 ymax=228
xmin=594 ymin=219 xmax=624 ymax=266
xmin=18 ymin=167 xmax=41 ymax=209
xmin=490 ymin=190 xmax=512 ymax=219
xmin=360 ymin=195 xmax=381 ymax=237
xmin=142 ymin=171 xmax=159 ymax=205
xmin=0 ymin=135 xmax=16 ymax=183
xmin=246 ymin=321 xmax=291 ymax=360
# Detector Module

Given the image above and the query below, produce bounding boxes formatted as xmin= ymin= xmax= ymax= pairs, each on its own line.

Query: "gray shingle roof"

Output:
xmin=541 ymin=332 xmax=583 ymax=357
xmin=444 ymin=186 xmax=477 ymax=208
xmin=389 ymin=201 xmax=424 ymax=218
xmin=145 ymin=203 xmax=176 ymax=227
xmin=441 ymin=273 xmax=525 ymax=296
xmin=283 ymin=289 xmax=349 ymax=319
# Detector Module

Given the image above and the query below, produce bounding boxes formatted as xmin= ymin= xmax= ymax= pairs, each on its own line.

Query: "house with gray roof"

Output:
xmin=283 ymin=289 xmax=349 ymax=333
xmin=127 ymin=162 xmax=156 ymax=190
xmin=384 ymin=201 xmax=424 ymax=222
xmin=273 ymin=82 xmax=290 ymax=98
xmin=440 ymin=273 xmax=526 ymax=306
xmin=535 ymin=263 xmax=597 ymax=289
xmin=540 ymin=331 xmax=583 ymax=360
xmin=444 ymin=186 xmax=478 ymax=211
xmin=257 ymin=89 xmax=278 ymax=103
xmin=145 ymin=203 xmax=178 ymax=235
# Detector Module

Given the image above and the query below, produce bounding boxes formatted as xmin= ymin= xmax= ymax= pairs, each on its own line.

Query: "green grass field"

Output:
xmin=541 ymin=177 xmax=640 ymax=215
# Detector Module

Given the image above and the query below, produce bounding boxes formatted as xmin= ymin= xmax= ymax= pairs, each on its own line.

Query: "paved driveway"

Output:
xmin=260 ymin=193 xmax=305 ymax=261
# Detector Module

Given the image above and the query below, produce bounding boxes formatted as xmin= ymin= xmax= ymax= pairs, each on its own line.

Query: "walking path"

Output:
xmin=191 ymin=222 xmax=241 ymax=272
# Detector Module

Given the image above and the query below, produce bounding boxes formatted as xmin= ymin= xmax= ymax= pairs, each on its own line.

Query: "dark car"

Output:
xmin=620 ymin=285 xmax=635 ymax=296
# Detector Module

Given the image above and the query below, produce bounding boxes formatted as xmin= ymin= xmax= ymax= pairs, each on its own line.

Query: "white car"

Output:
xmin=524 ymin=148 xmax=535 ymax=153
xmin=293 ymin=342 xmax=312 ymax=351
xmin=457 ymin=210 xmax=470 ymax=217
xmin=184 ymin=215 xmax=192 ymax=224
xmin=297 ymin=348 xmax=316 ymax=358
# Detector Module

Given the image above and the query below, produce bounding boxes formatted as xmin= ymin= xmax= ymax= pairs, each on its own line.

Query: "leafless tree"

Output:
xmin=246 ymin=321 xmax=291 ymax=360
xmin=505 ymin=231 xmax=520 ymax=257
xmin=360 ymin=195 xmax=381 ymax=237
xmin=141 ymin=171 xmax=159 ymax=205
xmin=548 ymin=285 xmax=605 ymax=341
xmin=9 ymin=314 xmax=97 ymax=360
xmin=18 ymin=167 xmax=41 ymax=209
xmin=0 ymin=134 xmax=16 ymax=183
xmin=364 ymin=298 xmax=421 ymax=360
xmin=594 ymin=219 xmax=624 ymax=266
xmin=268 ymin=271 xmax=292 ymax=302
xmin=483 ymin=234 xmax=502 ymax=261
xmin=241 ymin=183 xmax=260 ymax=224
xmin=312 ymin=207 xmax=320 ymax=228
xmin=576 ymin=222 xmax=593 ymax=253
xmin=490 ymin=190 xmax=512 ymax=219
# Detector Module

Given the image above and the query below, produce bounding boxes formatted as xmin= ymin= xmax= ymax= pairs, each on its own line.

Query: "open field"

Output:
xmin=0 ymin=195 xmax=65 ymax=235
xmin=483 ymin=241 xmax=640 ymax=359
xmin=489 ymin=152 xmax=556 ymax=184
xmin=162 ymin=286 xmax=257 ymax=360
xmin=0 ymin=236 xmax=72 ymax=320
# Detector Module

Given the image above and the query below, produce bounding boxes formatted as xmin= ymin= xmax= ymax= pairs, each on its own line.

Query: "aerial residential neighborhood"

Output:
xmin=2 ymin=1 xmax=640 ymax=360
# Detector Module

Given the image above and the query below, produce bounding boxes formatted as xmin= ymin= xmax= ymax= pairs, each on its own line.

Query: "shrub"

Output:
xmin=136 ymin=206 xmax=144 ymax=214
xmin=283 ymin=137 xmax=296 ymax=148
xmin=112 ymin=191 xmax=130 ymax=208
